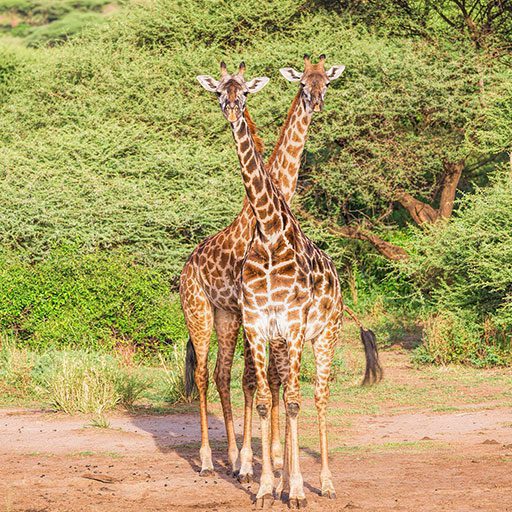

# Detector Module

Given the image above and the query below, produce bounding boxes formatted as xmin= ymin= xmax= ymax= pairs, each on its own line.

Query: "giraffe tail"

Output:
xmin=185 ymin=337 xmax=198 ymax=398
xmin=343 ymin=305 xmax=383 ymax=386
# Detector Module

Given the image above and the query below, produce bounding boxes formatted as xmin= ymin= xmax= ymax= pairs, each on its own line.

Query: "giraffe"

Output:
xmin=196 ymin=61 xmax=382 ymax=508
xmin=181 ymin=56 xmax=346 ymax=480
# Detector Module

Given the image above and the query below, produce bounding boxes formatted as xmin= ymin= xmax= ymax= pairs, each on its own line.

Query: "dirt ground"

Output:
xmin=1 ymin=352 xmax=512 ymax=512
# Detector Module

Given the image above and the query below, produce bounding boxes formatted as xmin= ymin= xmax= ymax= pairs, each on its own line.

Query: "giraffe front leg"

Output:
xmin=238 ymin=332 xmax=255 ymax=483
xmin=213 ymin=309 xmax=241 ymax=477
xmin=313 ymin=325 xmax=337 ymax=499
xmin=268 ymin=349 xmax=283 ymax=471
xmin=246 ymin=329 xmax=275 ymax=509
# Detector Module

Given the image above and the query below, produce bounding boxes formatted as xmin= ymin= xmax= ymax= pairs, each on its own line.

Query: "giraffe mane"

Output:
xmin=266 ymin=90 xmax=301 ymax=170
xmin=243 ymin=108 xmax=264 ymax=155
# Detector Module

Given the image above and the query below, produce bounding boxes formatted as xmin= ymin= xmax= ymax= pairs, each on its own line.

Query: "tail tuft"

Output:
xmin=185 ymin=337 xmax=197 ymax=398
xmin=360 ymin=328 xmax=383 ymax=386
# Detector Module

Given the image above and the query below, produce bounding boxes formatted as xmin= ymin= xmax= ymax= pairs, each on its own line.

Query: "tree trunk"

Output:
xmin=438 ymin=160 xmax=464 ymax=219
xmin=397 ymin=191 xmax=439 ymax=224
xmin=397 ymin=160 xmax=465 ymax=225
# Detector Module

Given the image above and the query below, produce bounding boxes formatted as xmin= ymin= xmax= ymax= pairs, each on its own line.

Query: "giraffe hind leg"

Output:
xmin=312 ymin=320 xmax=338 ymax=499
xmin=180 ymin=273 xmax=215 ymax=476
xmin=238 ymin=331 xmax=256 ymax=483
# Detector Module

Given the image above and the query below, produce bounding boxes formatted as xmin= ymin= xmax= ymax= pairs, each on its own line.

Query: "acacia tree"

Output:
xmin=297 ymin=2 xmax=511 ymax=260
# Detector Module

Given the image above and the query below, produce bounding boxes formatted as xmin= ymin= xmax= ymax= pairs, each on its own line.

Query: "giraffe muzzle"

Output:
xmin=225 ymin=106 xmax=239 ymax=123
xmin=313 ymin=102 xmax=323 ymax=113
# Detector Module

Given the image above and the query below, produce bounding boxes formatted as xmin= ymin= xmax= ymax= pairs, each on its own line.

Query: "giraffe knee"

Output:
xmin=242 ymin=373 xmax=256 ymax=393
xmin=194 ymin=369 xmax=208 ymax=391
xmin=286 ymin=402 xmax=300 ymax=418
xmin=256 ymin=404 xmax=269 ymax=419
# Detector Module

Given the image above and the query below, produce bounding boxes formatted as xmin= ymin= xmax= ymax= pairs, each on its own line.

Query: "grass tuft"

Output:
xmin=40 ymin=352 xmax=120 ymax=414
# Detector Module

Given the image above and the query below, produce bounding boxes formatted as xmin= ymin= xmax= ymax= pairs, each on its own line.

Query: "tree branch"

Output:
xmin=296 ymin=206 xmax=409 ymax=261
xmin=396 ymin=191 xmax=439 ymax=224
xmin=396 ymin=160 xmax=465 ymax=224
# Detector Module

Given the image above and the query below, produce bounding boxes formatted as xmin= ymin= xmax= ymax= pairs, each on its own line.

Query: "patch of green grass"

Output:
xmin=38 ymin=351 xmax=121 ymax=414
xmin=432 ymin=405 xmax=460 ymax=413
xmin=74 ymin=450 xmax=95 ymax=457
xmin=88 ymin=414 xmax=111 ymax=429
xmin=333 ymin=440 xmax=443 ymax=454
xmin=0 ymin=338 xmax=209 ymax=413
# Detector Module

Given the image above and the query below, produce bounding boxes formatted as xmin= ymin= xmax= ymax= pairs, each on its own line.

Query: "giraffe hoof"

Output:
xmin=280 ymin=491 xmax=289 ymax=502
xmin=254 ymin=493 xmax=274 ymax=509
xmin=321 ymin=490 xmax=336 ymax=500
xmin=229 ymin=469 xmax=240 ymax=478
xmin=199 ymin=468 xmax=215 ymax=478
xmin=288 ymin=497 xmax=307 ymax=509
xmin=238 ymin=472 xmax=254 ymax=484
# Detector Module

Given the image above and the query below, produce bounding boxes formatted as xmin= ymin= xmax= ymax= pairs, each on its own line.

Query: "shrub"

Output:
xmin=0 ymin=247 xmax=188 ymax=352
xmin=25 ymin=11 xmax=106 ymax=47
xmin=115 ymin=371 xmax=148 ymax=407
xmin=403 ymin=171 xmax=512 ymax=365
xmin=413 ymin=311 xmax=511 ymax=367
xmin=35 ymin=351 xmax=121 ymax=414
xmin=0 ymin=336 xmax=35 ymax=395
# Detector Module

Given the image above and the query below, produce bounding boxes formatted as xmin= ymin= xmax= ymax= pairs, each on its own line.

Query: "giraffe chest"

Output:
xmin=240 ymin=240 xmax=341 ymax=341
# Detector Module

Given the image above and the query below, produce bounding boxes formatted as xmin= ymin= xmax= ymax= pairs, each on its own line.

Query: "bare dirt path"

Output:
xmin=1 ymin=351 xmax=512 ymax=511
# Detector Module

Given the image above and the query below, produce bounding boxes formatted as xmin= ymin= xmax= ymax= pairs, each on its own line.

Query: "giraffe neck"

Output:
xmin=266 ymin=92 xmax=312 ymax=203
xmin=230 ymin=114 xmax=285 ymax=239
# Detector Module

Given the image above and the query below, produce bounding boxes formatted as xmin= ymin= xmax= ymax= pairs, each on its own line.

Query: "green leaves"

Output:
xmin=0 ymin=248 xmax=187 ymax=350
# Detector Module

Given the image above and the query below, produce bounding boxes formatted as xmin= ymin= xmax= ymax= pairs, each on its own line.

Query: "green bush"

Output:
xmin=403 ymin=171 xmax=512 ymax=365
xmin=0 ymin=247 xmax=188 ymax=351
xmin=413 ymin=310 xmax=511 ymax=367
xmin=25 ymin=11 xmax=106 ymax=47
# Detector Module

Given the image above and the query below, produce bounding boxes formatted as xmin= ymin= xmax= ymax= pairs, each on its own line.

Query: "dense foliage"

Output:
xmin=0 ymin=247 xmax=187 ymax=351
xmin=0 ymin=0 xmax=510 ymax=362
xmin=402 ymin=171 xmax=512 ymax=365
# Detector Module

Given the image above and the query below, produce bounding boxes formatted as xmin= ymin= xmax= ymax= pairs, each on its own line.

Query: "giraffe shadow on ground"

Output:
xmin=129 ymin=411 xmax=261 ymax=498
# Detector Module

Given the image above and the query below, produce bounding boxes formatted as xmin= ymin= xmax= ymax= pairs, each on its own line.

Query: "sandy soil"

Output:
xmin=1 ymin=359 xmax=512 ymax=511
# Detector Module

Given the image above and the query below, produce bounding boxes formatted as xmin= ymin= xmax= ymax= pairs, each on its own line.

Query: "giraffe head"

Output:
xmin=279 ymin=54 xmax=345 ymax=113
xmin=197 ymin=62 xmax=270 ymax=123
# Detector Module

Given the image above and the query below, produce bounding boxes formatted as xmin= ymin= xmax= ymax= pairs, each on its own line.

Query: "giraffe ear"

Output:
xmin=325 ymin=65 xmax=345 ymax=81
xmin=245 ymin=76 xmax=270 ymax=94
xmin=196 ymin=75 xmax=220 ymax=92
xmin=279 ymin=68 xmax=303 ymax=82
